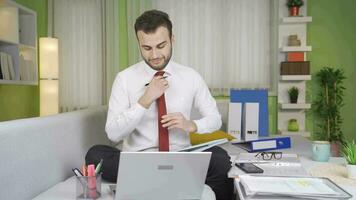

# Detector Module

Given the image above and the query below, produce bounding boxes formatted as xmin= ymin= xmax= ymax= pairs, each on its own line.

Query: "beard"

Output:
xmin=143 ymin=47 xmax=173 ymax=71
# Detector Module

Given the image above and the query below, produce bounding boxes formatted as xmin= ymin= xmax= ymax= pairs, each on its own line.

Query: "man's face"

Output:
xmin=137 ymin=26 xmax=173 ymax=71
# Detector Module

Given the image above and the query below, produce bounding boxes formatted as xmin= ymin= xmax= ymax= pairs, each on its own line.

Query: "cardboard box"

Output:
xmin=280 ymin=61 xmax=310 ymax=75
xmin=287 ymin=52 xmax=304 ymax=62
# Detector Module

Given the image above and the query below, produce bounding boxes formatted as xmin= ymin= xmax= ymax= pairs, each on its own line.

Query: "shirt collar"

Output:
xmin=142 ymin=60 xmax=173 ymax=77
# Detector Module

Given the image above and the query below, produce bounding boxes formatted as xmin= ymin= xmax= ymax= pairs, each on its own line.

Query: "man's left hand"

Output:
xmin=161 ymin=112 xmax=197 ymax=133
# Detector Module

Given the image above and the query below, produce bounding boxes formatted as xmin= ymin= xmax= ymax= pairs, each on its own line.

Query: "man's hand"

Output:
xmin=161 ymin=112 xmax=197 ymax=133
xmin=138 ymin=75 xmax=169 ymax=109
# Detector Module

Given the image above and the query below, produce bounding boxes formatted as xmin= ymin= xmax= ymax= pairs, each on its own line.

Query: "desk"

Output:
xmin=222 ymin=135 xmax=356 ymax=199
xmin=32 ymin=177 xmax=216 ymax=200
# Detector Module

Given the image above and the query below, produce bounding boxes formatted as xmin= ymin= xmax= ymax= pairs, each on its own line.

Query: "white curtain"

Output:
xmin=54 ymin=0 xmax=120 ymax=111
xmin=103 ymin=0 xmax=120 ymax=103
xmin=127 ymin=0 xmax=271 ymax=96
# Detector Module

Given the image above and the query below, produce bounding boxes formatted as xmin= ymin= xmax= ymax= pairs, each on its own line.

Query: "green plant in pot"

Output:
xmin=288 ymin=86 xmax=299 ymax=103
xmin=288 ymin=119 xmax=299 ymax=132
xmin=313 ymin=67 xmax=346 ymax=156
xmin=342 ymin=140 xmax=356 ymax=179
xmin=287 ymin=0 xmax=304 ymax=16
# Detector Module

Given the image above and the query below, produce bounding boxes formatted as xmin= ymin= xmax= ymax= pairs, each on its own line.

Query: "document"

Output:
xmin=178 ymin=138 xmax=228 ymax=152
xmin=240 ymin=175 xmax=341 ymax=197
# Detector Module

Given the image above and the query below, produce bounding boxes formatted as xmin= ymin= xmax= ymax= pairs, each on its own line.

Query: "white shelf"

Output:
xmin=19 ymin=43 xmax=36 ymax=50
xmin=280 ymin=131 xmax=311 ymax=137
xmin=0 ymin=0 xmax=37 ymax=85
xmin=280 ymin=16 xmax=312 ymax=24
xmin=0 ymin=79 xmax=37 ymax=85
xmin=280 ymin=75 xmax=311 ymax=81
xmin=279 ymin=103 xmax=311 ymax=109
xmin=0 ymin=39 xmax=18 ymax=46
xmin=280 ymin=46 xmax=312 ymax=52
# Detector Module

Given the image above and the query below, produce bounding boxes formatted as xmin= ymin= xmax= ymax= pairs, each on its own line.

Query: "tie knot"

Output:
xmin=154 ymin=71 xmax=165 ymax=77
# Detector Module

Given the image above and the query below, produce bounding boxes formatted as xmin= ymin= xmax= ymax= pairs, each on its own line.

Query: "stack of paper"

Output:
xmin=0 ymin=52 xmax=15 ymax=80
xmin=236 ymin=175 xmax=352 ymax=200
xmin=179 ymin=138 xmax=228 ymax=152
xmin=19 ymin=55 xmax=36 ymax=81
xmin=236 ymin=153 xmax=301 ymax=165
xmin=232 ymin=153 xmax=308 ymax=177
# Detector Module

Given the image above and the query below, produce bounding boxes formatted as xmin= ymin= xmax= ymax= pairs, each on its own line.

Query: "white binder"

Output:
xmin=242 ymin=103 xmax=259 ymax=141
xmin=228 ymin=102 xmax=242 ymax=141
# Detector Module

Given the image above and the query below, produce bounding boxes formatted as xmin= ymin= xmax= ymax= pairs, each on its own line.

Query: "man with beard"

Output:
xmin=86 ymin=10 xmax=234 ymax=200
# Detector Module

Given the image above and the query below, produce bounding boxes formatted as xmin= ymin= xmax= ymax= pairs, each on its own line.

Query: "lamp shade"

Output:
xmin=39 ymin=37 xmax=58 ymax=79
xmin=40 ymin=80 xmax=59 ymax=116
xmin=39 ymin=37 xmax=59 ymax=116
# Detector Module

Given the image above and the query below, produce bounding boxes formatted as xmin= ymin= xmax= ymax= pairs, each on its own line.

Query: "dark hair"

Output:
xmin=134 ymin=10 xmax=172 ymax=38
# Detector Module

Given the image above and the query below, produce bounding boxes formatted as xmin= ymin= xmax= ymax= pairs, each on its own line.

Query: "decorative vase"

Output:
xmin=330 ymin=141 xmax=341 ymax=157
xmin=288 ymin=119 xmax=299 ymax=132
xmin=312 ymin=141 xmax=330 ymax=162
xmin=289 ymin=95 xmax=298 ymax=103
xmin=347 ymin=164 xmax=356 ymax=179
xmin=290 ymin=6 xmax=299 ymax=16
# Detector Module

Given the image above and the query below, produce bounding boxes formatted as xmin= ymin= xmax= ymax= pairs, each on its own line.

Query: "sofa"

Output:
xmin=0 ymin=105 xmax=220 ymax=200
xmin=0 ymin=106 xmax=111 ymax=200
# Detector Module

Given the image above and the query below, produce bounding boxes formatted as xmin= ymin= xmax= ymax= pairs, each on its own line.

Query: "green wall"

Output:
xmin=307 ymin=0 xmax=356 ymax=140
xmin=1 ymin=0 xmax=355 ymax=142
xmin=0 ymin=0 xmax=47 ymax=121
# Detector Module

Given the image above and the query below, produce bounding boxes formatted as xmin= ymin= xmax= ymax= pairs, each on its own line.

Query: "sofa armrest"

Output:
xmin=0 ymin=106 xmax=110 ymax=200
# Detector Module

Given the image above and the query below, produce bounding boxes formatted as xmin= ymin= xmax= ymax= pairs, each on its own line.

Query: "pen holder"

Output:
xmin=75 ymin=174 xmax=102 ymax=200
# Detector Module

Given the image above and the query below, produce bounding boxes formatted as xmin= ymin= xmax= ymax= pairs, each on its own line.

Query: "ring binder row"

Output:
xmin=231 ymin=137 xmax=291 ymax=152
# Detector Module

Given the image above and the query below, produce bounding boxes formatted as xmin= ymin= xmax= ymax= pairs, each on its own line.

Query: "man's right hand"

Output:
xmin=138 ymin=75 xmax=169 ymax=109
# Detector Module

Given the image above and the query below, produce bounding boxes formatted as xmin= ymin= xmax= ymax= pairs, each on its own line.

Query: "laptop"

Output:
xmin=114 ymin=152 xmax=212 ymax=200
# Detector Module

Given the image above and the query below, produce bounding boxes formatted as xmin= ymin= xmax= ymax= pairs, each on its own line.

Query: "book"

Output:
xmin=0 ymin=56 xmax=3 ymax=79
xmin=178 ymin=138 xmax=229 ymax=152
xmin=231 ymin=136 xmax=291 ymax=152
xmin=7 ymin=54 xmax=15 ymax=80
xmin=0 ymin=52 xmax=10 ymax=80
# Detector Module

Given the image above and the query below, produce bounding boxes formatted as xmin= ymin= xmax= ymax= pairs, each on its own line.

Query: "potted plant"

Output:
xmin=288 ymin=119 xmax=299 ymax=132
xmin=342 ymin=140 xmax=356 ymax=179
xmin=287 ymin=0 xmax=304 ymax=16
xmin=288 ymin=86 xmax=299 ymax=103
xmin=313 ymin=67 xmax=346 ymax=156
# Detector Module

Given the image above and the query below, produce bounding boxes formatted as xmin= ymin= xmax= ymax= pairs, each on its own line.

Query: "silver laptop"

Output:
xmin=114 ymin=152 xmax=211 ymax=200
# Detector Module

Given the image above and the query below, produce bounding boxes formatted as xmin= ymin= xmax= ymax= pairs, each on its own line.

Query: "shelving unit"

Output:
xmin=0 ymin=0 xmax=38 ymax=85
xmin=279 ymin=103 xmax=311 ymax=110
xmin=280 ymin=75 xmax=311 ymax=81
xmin=280 ymin=16 xmax=312 ymax=24
xmin=280 ymin=46 xmax=312 ymax=52
xmin=276 ymin=0 xmax=312 ymax=137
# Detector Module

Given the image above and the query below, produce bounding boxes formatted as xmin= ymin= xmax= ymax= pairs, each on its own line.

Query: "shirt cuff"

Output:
xmin=193 ymin=119 xmax=206 ymax=134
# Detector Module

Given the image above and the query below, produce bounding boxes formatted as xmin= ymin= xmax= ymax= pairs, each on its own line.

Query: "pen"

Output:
xmin=95 ymin=159 xmax=103 ymax=175
xmin=72 ymin=168 xmax=83 ymax=177
xmin=145 ymin=76 xmax=168 ymax=86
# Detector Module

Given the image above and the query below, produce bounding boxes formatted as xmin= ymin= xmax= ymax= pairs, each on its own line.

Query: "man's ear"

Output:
xmin=171 ymin=34 xmax=175 ymax=44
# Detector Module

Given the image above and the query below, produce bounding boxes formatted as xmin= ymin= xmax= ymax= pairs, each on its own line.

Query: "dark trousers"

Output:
xmin=86 ymin=145 xmax=234 ymax=200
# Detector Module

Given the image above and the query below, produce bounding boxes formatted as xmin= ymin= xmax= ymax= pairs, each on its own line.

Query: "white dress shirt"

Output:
xmin=105 ymin=60 xmax=221 ymax=151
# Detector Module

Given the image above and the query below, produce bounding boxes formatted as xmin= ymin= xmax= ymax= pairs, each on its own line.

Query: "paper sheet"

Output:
xmin=240 ymin=175 xmax=339 ymax=196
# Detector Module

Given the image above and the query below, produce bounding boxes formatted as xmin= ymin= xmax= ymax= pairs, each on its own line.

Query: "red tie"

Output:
xmin=155 ymin=71 xmax=169 ymax=151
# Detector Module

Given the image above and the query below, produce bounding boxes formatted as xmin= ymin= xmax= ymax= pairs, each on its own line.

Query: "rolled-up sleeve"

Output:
xmin=105 ymin=74 xmax=146 ymax=142
xmin=192 ymin=74 xmax=222 ymax=133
